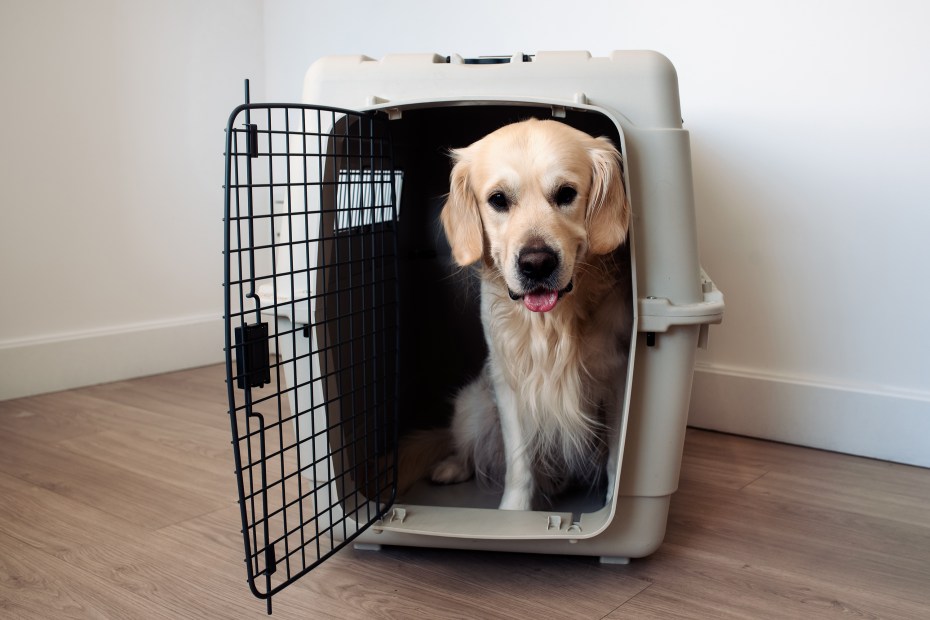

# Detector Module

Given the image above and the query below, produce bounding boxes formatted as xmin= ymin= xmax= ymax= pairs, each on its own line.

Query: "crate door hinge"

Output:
xmin=235 ymin=322 xmax=271 ymax=389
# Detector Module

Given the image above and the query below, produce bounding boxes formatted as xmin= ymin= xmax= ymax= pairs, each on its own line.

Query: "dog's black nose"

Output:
xmin=518 ymin=245 xmax=559 ymax=281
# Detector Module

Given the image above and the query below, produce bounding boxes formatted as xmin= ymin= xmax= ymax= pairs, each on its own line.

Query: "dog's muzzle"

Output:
xmin=508 ymin=244 xmax=574 ymax=312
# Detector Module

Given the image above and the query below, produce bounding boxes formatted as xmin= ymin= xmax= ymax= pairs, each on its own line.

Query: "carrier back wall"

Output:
xmin=224 ymin=50 xmax=724 ymax=611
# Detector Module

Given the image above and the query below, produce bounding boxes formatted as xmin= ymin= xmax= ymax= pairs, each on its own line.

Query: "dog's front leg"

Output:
xmin=495 ymin=383 xmax=533 ymax=511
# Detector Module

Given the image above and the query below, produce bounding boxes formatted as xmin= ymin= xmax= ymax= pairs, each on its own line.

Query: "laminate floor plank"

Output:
xmin=82 ymin=380 xmax=228 ymax=430
xmin=1 ymin=364 xmax=928 ymax=618
xmin=608 ymin=544 xmax=928 ymax=620
xmin=56 ymin=424 xmax=237 ymax=505
xmin=651 ymin=481 xmax=930 ymax=611
xmin=0 ymin=530 xmax=177 ymax=620
xmin=55 ymin=525 xmax=316 ymax=620
xmin=374 ymin=546 xmax=651 ymax=618
xmin=0 ymin=471 xmax=150 ymax=558
xmin=0 ymin=428 xmax=225 ymax=530
xmin=0 ymin=389 xmax=170 ymax=444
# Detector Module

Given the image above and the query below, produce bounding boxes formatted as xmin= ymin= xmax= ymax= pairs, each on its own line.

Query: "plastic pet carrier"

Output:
xmin=223 ymin=50 xmax=724 ymax=612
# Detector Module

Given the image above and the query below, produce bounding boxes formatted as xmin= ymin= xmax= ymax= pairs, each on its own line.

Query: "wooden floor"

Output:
xmin=1 ymin=365 xmax=928 ymax=619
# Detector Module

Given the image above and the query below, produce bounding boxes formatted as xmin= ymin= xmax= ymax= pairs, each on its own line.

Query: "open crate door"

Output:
xmin=223 ymin=98 xmax=400 ymax=613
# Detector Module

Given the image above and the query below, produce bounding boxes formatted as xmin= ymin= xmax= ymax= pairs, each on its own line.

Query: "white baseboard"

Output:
xmin=5 ymin=326 xmax=928 ymax=469
xmin=689 ymin=364 xmax=930 ymax=468
xmin=0 ymin=315 xmax=225 ymax=401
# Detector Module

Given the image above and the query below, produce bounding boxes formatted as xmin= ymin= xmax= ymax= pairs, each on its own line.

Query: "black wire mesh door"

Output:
xmin=223 ymin=98 xmax=400 ymax=613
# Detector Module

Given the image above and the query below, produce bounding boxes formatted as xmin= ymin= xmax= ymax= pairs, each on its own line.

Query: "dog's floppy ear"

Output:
xmin=585 ymin=137 xmax=630 ymax=255
xmin=441 ymin=149 xmax=484 ymax=266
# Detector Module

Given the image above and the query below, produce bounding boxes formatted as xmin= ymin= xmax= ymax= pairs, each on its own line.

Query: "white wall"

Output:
xmin=3 ymin=0 xmax=927 ymax=466
xmin=262 ymin=0 xmax=930 ymax=466
xmin=0 ymin=0 xmax=264 ymax=399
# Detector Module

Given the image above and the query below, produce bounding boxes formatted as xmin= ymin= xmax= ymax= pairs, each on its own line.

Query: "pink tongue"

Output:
xmin=523 ymin=289 xmax=559 ymax=313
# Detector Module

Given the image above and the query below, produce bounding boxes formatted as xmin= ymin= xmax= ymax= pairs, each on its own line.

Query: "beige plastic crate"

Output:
xmin=263 ymin=50 xmax=724 ymax=563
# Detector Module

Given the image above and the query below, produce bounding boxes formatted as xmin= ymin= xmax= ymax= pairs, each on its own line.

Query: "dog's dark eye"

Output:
xmin=555 ymin=185 xmax=577 ymax=207
xmin=488 ymin=192 xmax=510 ymax=212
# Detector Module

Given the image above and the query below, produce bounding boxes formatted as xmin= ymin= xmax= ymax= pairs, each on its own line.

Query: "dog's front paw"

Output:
xmin=430 ymin=455 xmax=472 ymax=485
xmin=498 ymin=490 xmax=532 ymax=511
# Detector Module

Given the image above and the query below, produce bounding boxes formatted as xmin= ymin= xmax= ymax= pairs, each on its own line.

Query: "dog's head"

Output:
xmin=441 ymin=119 xmax=630 ymax=313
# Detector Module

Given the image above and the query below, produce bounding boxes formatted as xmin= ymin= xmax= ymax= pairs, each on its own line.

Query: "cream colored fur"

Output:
xmin=433 ymin=119 xmax=632 ymax=511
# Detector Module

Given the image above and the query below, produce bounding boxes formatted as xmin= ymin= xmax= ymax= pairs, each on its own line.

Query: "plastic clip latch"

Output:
xmin=547 ymin=515 xmax=562 ymax=531
xmin=263 ymin=544 xmax=276 ymax=575
xmin=235 ymin=323 xmax=271 ymax=389
xmin=247 ymin=124 xmax=259 ymax=159
xmin=389 ymin=507 xmax=407 ymax=524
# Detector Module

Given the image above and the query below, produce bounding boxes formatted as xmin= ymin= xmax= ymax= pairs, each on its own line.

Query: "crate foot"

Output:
xmin=354 ymin=543 xmax=382 ymax=552
xmin=599 ymin=555 xmax=630 ymax=565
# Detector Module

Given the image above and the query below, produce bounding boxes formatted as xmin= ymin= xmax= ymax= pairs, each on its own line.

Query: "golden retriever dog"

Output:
xmin=430 ymin=118 xmax=632 ymax=511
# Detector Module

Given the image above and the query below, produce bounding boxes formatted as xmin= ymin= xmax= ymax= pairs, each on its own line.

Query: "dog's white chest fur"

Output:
xmin=481 ymin=265 xmax=627 ymax=503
